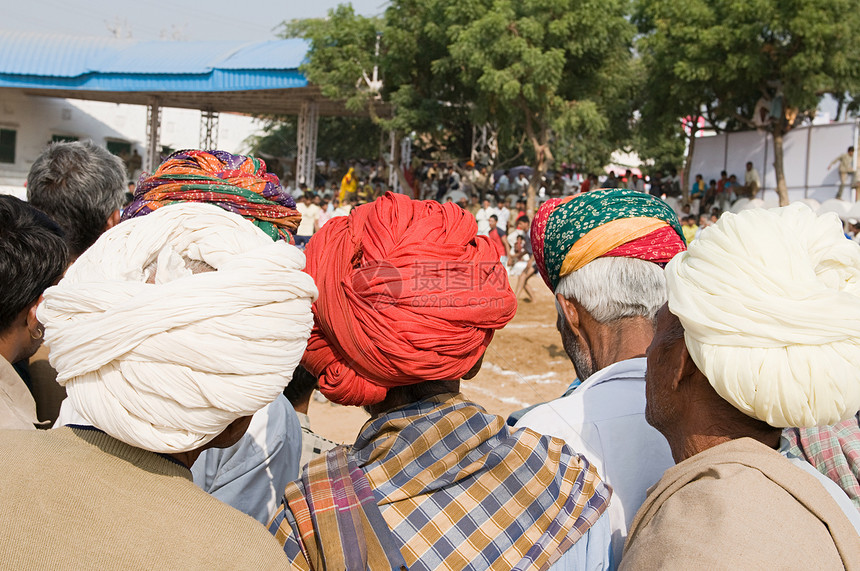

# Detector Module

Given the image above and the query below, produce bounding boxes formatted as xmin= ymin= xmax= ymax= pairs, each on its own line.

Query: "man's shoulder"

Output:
xmin=0 ymin=429 xmax=290 ymax=568
xmin=637 ymin=437 xmax=857 ymax=533
xmin=622 ymin=441 xmax=850 ymax=569
xmin=515 ymin=361 xmax=648 ymax=438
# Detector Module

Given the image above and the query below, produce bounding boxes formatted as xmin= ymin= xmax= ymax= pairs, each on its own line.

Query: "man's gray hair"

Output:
xmin=555 ymin=257 xmax=667 ymax=323
xmin=27 ymin=140 xmax=126 ymax=258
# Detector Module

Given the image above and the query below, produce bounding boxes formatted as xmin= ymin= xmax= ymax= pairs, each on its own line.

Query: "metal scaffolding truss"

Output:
xmin=144 ymin=96 xmax=162 ymax=173
xmin=296 ymin=100 xmax=319 ymax=187
xmin=199 ymin=110 xmax=220 ymax=150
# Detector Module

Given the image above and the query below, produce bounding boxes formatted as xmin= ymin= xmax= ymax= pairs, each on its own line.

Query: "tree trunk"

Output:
xmin=527 ymin=141 xmax=553 ymax=219
xmin=523 ymin=113 xmax=551 ymax=219
xmin=772 ymin=124 xmax=789 ymax=206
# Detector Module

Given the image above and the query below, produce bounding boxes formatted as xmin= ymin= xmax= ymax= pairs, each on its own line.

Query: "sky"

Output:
xmin=1 ymin=0 xmax=387 ymax=41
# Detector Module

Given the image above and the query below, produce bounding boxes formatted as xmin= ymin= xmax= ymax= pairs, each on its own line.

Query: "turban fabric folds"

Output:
xmin=39 ymin=203 xmax=318 ymax=453
xmin=122 ymin=150 xmax=301 ymax=242
xmin=302 ymin=192 xmax=517 ymax=407
xmin=531 ymin=189 xmax=686 ymax=291
xmin=666 ymin=204 xmax=860 ymax=428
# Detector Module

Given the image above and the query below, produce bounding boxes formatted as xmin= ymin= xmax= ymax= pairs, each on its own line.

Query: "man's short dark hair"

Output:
xmin=489 ymin=214 xmax=498 ymax=221
xmin=516 ymin=215 xmax=530 ymax=225
xmin=0 ymin=195 xmax=68 ymax=331
xmin=283 ymin=365 xmax=318 ymax=408
xmin=27 ymin=140 xmax=125 ymax=258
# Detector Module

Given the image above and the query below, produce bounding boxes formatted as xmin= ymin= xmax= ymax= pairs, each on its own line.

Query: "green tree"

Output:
xmin=635 ymin=0 xmax=860 ymax=205
xmin=282 ymin=1 xmax=635 ymax=212
xmin=281 ymin=7 xmax=385 ymax=117
xmin=447 ymin=0 xmax=635 ymax=212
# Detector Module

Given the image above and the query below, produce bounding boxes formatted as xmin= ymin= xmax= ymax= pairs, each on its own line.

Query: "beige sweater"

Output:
xmin=0 ymin=427 xmax=291 ymax=570
xmin=621 ymin=437 xmax=860 ymax=569
xmin=0 ymin=354 xmax=39 ymax=430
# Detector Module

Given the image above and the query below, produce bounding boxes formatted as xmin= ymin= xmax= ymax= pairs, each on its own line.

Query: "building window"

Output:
xmin=0 ymin=128 xmax=15 ymax=163
xmin=52 ymin=134 xmax=79 ymax=144
xmin=106 ymin=140 xmax=132 ymax=157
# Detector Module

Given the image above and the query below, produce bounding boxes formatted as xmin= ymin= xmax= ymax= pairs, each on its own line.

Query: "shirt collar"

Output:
xmin=577 ymin=357 xmax=647 ymax=392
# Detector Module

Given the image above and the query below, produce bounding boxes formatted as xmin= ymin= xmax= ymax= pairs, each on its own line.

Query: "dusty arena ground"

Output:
xmin=310 ymin=278 xmax=572 ymax=444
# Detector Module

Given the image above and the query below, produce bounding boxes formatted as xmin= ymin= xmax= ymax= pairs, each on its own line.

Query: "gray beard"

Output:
xmin=557 ymin=314 xmax=596 ymax=382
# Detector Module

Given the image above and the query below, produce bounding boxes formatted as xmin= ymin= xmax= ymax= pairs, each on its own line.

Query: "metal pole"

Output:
xmin=804 ymin=125 xmax=812 ymax=198
xmin=145 ymin=96 xmax=162 ymax=173
xmin=762 ymin=131 xmax=769 ymax=198
xmin=388 ymin=130 xmax=397 ymax=190
xmin=296 ymin=101 xmax=319 ymax=188
xmin=401 ymin=136 xmax=412 ymax=196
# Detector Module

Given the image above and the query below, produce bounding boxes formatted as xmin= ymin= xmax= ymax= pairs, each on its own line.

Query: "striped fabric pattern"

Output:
xmin=123 ymin=149 xmax=301 ymax=243
xmin=273 ymin=447 xmax=407 ymax=571
xmin=269 ymin=393 xmax=610 ymax=571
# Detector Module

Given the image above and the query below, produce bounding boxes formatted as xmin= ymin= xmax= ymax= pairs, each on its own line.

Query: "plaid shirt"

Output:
xmin=269 ymin=393 xmax=610 ymax=571
xmin=782 ymin=413 xmax=860 ymax=511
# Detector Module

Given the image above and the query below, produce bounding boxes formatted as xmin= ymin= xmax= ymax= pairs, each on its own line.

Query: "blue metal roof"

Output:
xmin=0 ymin=31 xmax=309 ymax=92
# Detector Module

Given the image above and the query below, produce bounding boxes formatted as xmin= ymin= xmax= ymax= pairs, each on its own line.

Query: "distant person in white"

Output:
xmin=474 ymin=198 xmax=496 ymax=236
xmin=743 ymin=161 xmax=761 ymax=198
xmin=515 ymin=194 xmax=679 ymax=569
xmin=514 ymin=171 xmax=530 ymax=194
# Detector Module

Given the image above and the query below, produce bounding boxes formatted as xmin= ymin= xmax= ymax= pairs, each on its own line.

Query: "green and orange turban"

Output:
xmin=531 ymin=189 xmax=686 ymax=291
xmin=122 ymin=150 xmax=301 ymax=242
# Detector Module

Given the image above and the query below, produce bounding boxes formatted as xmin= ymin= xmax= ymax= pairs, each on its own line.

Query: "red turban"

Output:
xmin=302 ymin=192 xmax=517 ymax=406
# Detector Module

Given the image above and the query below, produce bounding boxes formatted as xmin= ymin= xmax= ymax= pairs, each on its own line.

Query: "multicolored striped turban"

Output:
xmin=122 ymin=150 xmax=301 ymax=242
xmin=532 ymin=189 xmax=686 ymax=291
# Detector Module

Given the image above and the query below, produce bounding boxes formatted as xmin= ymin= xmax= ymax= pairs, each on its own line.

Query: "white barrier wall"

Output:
xmin=688 ymin=121 xmax=859 ymax=203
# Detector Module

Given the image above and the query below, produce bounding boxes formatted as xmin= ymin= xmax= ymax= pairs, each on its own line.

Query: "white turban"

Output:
xmin=38 ymin=203 xmax=318 ymax=453
xmin=665 ymin=203 xmax=860 ymax=428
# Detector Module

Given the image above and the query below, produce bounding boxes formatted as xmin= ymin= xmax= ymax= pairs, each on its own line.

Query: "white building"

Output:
xmin=0 ymin=90 xmax=263 ymax=198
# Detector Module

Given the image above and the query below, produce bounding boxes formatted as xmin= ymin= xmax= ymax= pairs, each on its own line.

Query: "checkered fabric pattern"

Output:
xmin=783 ymin=413 xmax=860 ymax=510
xmin=269 ymin=393 xmax=610 ymax=571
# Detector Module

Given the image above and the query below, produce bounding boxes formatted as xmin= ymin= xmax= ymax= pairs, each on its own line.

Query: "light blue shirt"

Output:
xmin=192 ymin=394 xmax=302 ymax=524
xmin=516 ymin=358 xmax=674 ymax=569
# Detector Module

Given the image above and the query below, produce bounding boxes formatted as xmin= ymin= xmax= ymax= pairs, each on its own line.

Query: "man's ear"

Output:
xmin=26 ymin=297 xmax=42 ymax=338
xmin=556 ymin=293 xmax=581 ymax=335
xmin=672 ymin=338 xmax=699 ymax=392
xmin=104 ymin=209 xmax=121 ymax=232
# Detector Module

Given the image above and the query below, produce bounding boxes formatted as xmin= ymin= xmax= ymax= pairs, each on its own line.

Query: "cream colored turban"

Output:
xmin=38 ymin=203 xmax=318 ymax=453
xmin=665 ymin=203 xmax=860 ymax=428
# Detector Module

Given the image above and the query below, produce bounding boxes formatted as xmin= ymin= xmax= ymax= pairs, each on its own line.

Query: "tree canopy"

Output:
xmin=635 ymin=0 xmax=860 ymax=204
xmin=446 ymin=0 xmax=635 ymax=210
xmin=277 ymin=0 xmax=634 ymax=212
xmin=256 ymin=0 xmax=860 ymax=206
